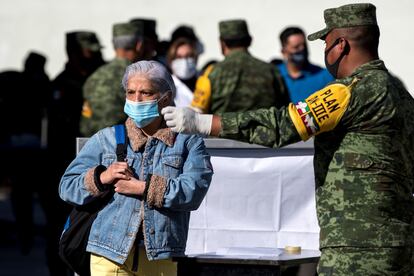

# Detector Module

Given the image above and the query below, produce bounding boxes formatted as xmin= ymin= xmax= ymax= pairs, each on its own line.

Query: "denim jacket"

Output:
xmin=59 ymin=118 xmax=213 ymax=264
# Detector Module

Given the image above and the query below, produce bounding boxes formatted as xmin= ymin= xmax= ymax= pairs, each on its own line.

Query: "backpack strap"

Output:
xmin=114 ymin=124 xmax=127 ymax=162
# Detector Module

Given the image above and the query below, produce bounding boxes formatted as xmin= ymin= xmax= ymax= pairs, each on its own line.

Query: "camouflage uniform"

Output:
xmin=80 ymin=57 xmax=129 ymax=136
xmin=191 ymin=20 xmax=288 ymax=114
xmin=218 ymin=4 xmax=414 ymax=275
xmin=80 ymin=22 xmax=143 ymax=136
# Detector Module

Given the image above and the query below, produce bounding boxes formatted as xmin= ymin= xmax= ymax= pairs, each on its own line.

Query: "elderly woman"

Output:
xmin=59 ymin=60 xmax=213 ymax=275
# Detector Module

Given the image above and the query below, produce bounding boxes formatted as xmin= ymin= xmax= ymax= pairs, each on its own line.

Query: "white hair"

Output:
xmin=122 ymin=60 xmax=176 ymax=101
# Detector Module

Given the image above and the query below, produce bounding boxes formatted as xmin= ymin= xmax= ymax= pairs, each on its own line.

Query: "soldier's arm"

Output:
xmin=163 ymin=81 xmax=353 ymax=148
xmin=216 ymin=107 xmax=300 ymax=148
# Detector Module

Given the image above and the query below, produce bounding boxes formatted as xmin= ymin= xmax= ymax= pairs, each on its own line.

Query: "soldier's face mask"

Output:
xmin=124 ymin=94 xmax=168 ymax=128
xmin=324 ymin=37 xmax=347 ymax=79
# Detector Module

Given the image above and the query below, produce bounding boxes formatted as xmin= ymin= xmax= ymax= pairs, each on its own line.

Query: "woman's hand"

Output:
xmin=114 ymin=178 xmax=146 ymax=195
xmin=100 ymin=161 xmax=133 ymax=185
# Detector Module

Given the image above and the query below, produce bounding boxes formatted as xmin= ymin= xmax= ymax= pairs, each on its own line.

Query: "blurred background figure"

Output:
xmin=167 ymin=37 xmax=198 ymax=107
xmin=0 ymin=51 xmax=74 ymax=275
xmin=80 ymin=22 xmax=144 ymax=137
xmin=191 ymin=19 xmax=288 ymax=114
xmin=48 ymin=31 xmax=104 ymax=161
xmin=47 ymin=31 xmax=104 ymax=276
xmin=277 ymin=26 xmax=333 ymax=103
xmin=129 ymin=18 xmax=159 ymax=61
xmin=155 ymin=40 xmax=170 ymax=66
xmin=171 ymin=25 xmax=204 ymax=57
xmin=0 ymin=51 xmax=50 ymax=255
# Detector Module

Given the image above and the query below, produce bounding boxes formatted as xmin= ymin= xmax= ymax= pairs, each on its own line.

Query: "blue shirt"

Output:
xmin=277 ymin=62 xmax=334 ymax=103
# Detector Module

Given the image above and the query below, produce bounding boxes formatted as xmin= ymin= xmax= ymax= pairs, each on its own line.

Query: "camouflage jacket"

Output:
xmin=191 ymin=50 xmax=288 ymax=114
xmin=80 ymin=57 xmax=129 ymax=136
xmin=220 ymin=59 xmax=414 ymax=248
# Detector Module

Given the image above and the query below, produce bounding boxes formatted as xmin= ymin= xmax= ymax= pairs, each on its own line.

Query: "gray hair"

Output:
xmin=121 ymin=60 xmax=176 ymax=101
xmin=112 ymin=34 xmax=142 ymax=50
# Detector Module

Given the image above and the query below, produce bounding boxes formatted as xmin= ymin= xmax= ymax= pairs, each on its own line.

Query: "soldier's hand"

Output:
xmin=161 ymin=106 xmax=212 ymax=135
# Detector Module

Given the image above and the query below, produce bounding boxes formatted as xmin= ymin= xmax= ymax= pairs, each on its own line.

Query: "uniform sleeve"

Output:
xmin=219 ymin=106 xmax=302 ymax=148
xmin=81 ymin=73 xmax=127 ymax=136
xmin=151 ymin=136 xmax=213 ymax=211
xmin=219 ymin=81 xmax=355 ymax=147
xmin=339 ymin=76 xmax=394 ymax=132
xmin=59 ymin=133 xmax=105 ymax=205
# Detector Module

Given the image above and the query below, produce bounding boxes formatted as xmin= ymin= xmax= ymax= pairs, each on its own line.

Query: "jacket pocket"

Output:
xmin=162 ymin=155 xmax=184 ymax=177
xmin=102 ymin=154 xmax=116 ymax=167
xmin=344 ymin=152 xmax=373 ymax=170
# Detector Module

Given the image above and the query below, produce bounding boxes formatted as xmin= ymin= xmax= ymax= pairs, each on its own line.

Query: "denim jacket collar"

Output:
xmin=125 ymin=118 xmax=176 ymax=151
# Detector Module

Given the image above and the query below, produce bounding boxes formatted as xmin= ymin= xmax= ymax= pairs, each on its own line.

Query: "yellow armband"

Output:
xmin=82 ymin=100 xmax=93 ymax=118
xmin=191 ymin=65 xmax=214 ymax=113
xmin=288 ymin=81 xmax=354 ymax=140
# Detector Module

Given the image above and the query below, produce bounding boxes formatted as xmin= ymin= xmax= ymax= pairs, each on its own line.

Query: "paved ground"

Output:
xmin=0 ymin=187 xmax=49 ymax=276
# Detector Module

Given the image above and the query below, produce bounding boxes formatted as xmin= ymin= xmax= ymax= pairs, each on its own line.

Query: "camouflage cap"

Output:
xmin=129 ymin=18 xmax=158 ymax=40
xmin=66 ymin=31 xmax=102 ymax=51
xmin=112 ymin=22 xmax=143 ymax=38
xmin=219 ymin=19 xmax=251 ymax=40
xmin=308 ymin=3 xmax=377 ymax=41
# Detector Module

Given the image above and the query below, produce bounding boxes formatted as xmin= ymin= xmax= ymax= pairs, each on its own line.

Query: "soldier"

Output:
xmin=80 ymin=22 xmax=144 ymax=137
xmin=190 ymin=19 xmax=288 ymax=114
xmin=50 ymin=31 xmax=104 ymax=154
xmin=162 ymin=3 xmax=414 ymax=274
xmin=48 ymin=31 xmax=104 ymax=276
xmin=129 ymin=18 xmax=159 ymax=61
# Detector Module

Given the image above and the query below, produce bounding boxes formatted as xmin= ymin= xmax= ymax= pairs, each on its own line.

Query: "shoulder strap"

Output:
xmin=114 ymin=124 xmax=127 ymax=162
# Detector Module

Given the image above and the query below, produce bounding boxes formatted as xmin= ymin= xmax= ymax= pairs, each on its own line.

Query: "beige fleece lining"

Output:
xmin=84 ymin=166 xmax=101 ymax=195
xmin=146 ymin=174 xmax=167 ymax=209
xmin=125 ymin=118 xmax=176 ymax=151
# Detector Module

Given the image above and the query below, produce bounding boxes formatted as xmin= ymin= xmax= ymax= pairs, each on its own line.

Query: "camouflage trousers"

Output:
xmin=317 ymin=247 xmax=414 ymax=276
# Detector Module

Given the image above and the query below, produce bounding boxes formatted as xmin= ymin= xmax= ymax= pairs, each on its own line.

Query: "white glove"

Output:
xmin=161 ymin=106 xmax=212 ymax=135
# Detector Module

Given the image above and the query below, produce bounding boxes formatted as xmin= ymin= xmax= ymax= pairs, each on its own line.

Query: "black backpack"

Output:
xmin=59 ymin=124 xmax=127 ymax=276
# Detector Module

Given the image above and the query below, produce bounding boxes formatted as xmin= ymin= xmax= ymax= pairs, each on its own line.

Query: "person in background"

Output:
xmin=155 ymin=40 xmax=170 ymax=66
xmin=50 ymin=31 xmax=105 ymax=157
xmin=130 ymin=18 xmax=159 ymax=61
xmin=277 ymin=27 xmax=333 ymax=103
xmin=60 ymin=60 xmax=213 ymax=275
xmin=48 ymin=32 xmax=104 ymax=275
xmin=80 ymin=22 xmax=144 ymax=137
xmin=170 ymin=25 xmax=204 ymax=58
xmin=191 ymin=19 xmax=288 ymax=114
xmin=167 ymin=37 xmax=198 ymax=107
xmin=0 ymin=52 xmax=51 ymax=260
xmin=162 ymin=3 xmax=414 ymax=275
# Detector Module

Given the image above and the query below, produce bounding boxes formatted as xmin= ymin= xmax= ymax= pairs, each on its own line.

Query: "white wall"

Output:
xmin=1 ymin=0 xmax=413 ymax=92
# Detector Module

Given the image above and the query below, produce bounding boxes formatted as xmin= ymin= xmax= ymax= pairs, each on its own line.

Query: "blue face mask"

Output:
xmin=124 ymin=98 xmax=161 ymax=128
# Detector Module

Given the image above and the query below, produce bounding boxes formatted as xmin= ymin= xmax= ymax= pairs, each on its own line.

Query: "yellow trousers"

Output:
xmin=90 ymin=246 xmax=177 ymax=276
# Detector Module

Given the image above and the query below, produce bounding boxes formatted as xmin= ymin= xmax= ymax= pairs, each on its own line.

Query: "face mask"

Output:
xmin=324 ymin=38 xmax=346 ymax=79
xmin=171 ymin=57 xmax=197 ymax=80
xmin=124 ymin=95 xmax=166 ymax=128
xmin=289 ymin=49 xmax=308 ymax=66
